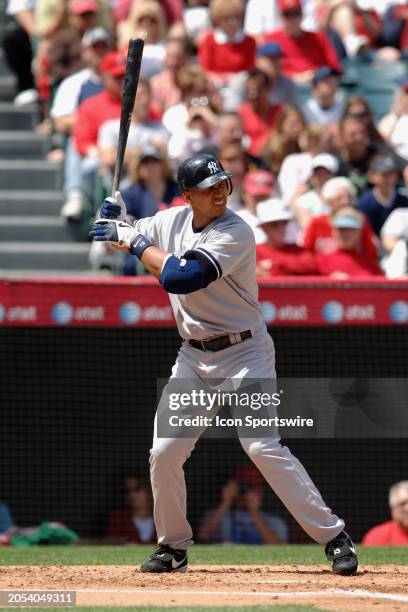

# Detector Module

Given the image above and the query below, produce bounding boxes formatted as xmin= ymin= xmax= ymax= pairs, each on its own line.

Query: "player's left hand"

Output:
xmin=89 ymin=219 xmax=134 ymax=244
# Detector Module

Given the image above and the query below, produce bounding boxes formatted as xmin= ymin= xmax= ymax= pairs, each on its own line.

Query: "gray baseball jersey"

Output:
xmin=135 ymin=206 xmax=264 ymax=340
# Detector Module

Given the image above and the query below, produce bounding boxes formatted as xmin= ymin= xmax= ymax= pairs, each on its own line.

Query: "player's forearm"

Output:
xmin=140 ymin=246 xmax=169 ymax=279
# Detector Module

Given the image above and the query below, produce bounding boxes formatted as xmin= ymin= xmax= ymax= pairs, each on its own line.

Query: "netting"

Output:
xmin=1 ymin=325 xmax=408 ymax=543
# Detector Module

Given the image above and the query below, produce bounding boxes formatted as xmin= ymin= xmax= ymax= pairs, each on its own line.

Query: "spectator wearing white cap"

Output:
xmin=303 ymin=176 xmax=378 ymax=260
xmin=294 ymin=153 xmax=339 ymax=232
xmin=316 ymin=207 xmax=383 ymax=278
xmin=302 ymin=66 xmax=344 ymax=127
xmin=256 ymin=199 xmax=318 ymax=276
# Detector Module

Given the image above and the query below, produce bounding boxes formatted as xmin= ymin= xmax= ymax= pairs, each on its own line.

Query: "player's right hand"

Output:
xmin=99 ymin=190 xmax=127 ymax=221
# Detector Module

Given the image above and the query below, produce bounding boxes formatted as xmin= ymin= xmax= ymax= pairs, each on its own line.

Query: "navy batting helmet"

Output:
xmin=177 ymin=154 xmax=233 ymax=194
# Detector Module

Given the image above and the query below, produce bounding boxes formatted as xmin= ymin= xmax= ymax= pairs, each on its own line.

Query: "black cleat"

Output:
xmin=140 ymin=544 xmax=188 ymax=573
xmin=325 ymin=531 xmax=358 ymax=576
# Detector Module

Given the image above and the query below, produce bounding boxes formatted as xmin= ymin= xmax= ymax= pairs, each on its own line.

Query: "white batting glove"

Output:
xmin=99 ymin=190 xmax=127 ymax=222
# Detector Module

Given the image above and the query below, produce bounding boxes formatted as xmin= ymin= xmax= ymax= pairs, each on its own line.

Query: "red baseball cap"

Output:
xmin=235 ymin=465 xmax=264 ymax=487
xmin=100 ymin=51 xmax=126 ymax=77
xmin=278 ymin=0 xmax=302 ymax=13
xmin=243 ymin=170 xmax=274 ymax=197
xmin=70 ymin=0 xmax=99 ymax=14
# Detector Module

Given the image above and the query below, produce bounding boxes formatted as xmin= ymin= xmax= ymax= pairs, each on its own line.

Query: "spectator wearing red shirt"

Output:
xmin=198 ymin=0 xmax=256 ymax=84
xmin=71 ymin=51 xmax=125 ymax=218
xmin=239 ymin=69 xmax=283 ymax=157
xmin=263 ymin=0 xmax=341 ymax=83
xmin=362 ymin=481 xmax=408 ymax=546
xmin=107 ymin=475 xmax=156 ymax=544
xmin=256 ymin=199 xmax=318 ymax=276
xmin=316 ymin=207 xmax=383 ymax=279
xmin=304 ymin=176 xmax=378 ymax=260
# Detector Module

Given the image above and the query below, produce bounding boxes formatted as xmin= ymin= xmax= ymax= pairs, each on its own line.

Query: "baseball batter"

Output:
xmin=90 ymin=153 xmax=358 ymax=576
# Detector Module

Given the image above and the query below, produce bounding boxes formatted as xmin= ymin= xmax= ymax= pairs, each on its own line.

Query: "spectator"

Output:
xmin=262 ymin=105 xmax=309 ymax=180
xmin=294 ymin=153 xmax=339 ymax=232
xmin=316 ymin=207 xmax=383 ymax=278
xmin=379 ymin=82 xmax=408 ymax=161
xmin=244 ymin=0 xmax=319 ymax=40
xmin=122 ymin=144 xmax=179 ymax=221
xmin=212 ymin=112 xmax=267 ymax=170
xmin=51 ymin=26 xmax=111 ymax=136
xmin=381 ymin=206 xmax=408 ymax=278
xmin=114 ymin=0 xmax=183 ymax=25
xmin=219 ymin=143 xmax=250 ymax=211
xmin=98 ymin=79 xmax=168 ymax=173
xmin=235 ymin=170 xmax=276 ymax=244
xmin=323 ymin=0 xmax=389 ymax=59
xmin=198 ymin=0 xmax=256 ymax=83
xmin=2 ymin=0 xmax=38 ymax=105
xmin=263 ymin=0 xmax=341 ymax=83
xmin=198 ymin=465 xmax=288 ymax=544
xmin=276 ymin=122 xmax=336 ymax=203
xmin=167 ymin=97 xmax=219 ymax=166
xmin=337 ymin=116 xmax=377 ymax=194
xmin=238 ymin=69 xmax=284 ymax=157
xmin=149 ymin=37 xmax=191 ymax=114
xmin=162 ymin=64 xmax=221 ymax=163
xmin=183 ymin=0 xmax=211 ymax=44
xmin=53 ymin=27 xmax=111 ymax=219
xmin=341 ymin=95 xmax=384 ymax=146
xmin=256 ymin=199 xmax=318 ymax=276
xmin=48 ymin=0 xmax=101 ymax=85
xmin=358 ymin=155 xmax=408 ymax=236
xmin=303 ymin=177 xmax=378 ymax=260
xmin=255 ymin=42 xmax=298 ymax=106
xmin=362 ymin=481 xmax=408 ymax=545
xmin=117 ymin=0 xmax=167 ymax=78
xmin=382 ymin=2 xmax=408 ymax=56
xmin=70 ymin=51 xmax=125 ymax=218
xmin=302 ymin=66 xmax=344 ymax=127
xmin=106 ymin=475 xmax=156 ymax=544
xmin=36 ymin=0 xmax=111 ymax=36
xmin=0 ymin=501 xmax=16 ymax=544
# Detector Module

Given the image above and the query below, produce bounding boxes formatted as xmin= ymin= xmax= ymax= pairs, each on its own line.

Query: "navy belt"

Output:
xmin=188 ymin=330 xmax=252 ymax=352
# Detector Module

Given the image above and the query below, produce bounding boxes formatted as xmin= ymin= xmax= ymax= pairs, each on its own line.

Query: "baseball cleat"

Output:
xmin=325 ymin=531 xmax=358 ymax=576
xmin=140 ymin=544 xmax=188 ymax=573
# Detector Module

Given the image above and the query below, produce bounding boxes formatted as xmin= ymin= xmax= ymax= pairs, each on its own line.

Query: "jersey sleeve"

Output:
xmin=194 ymin=221 xmax=255 ymax=279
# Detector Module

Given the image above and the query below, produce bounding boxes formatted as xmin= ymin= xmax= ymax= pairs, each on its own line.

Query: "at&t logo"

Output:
xmin=389 ymin=301 xmax=408 ymax=324
xmin=52 ymin=302 xmax=73 ymax=324
xmin=119 ymin=301 xmax=142 ymax=325
xmin=322 ymin=301 xmax=344 ymax=323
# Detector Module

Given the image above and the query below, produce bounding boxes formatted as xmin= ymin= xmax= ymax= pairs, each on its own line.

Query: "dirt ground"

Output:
xmin=1 ymin=565 xmax=408 ymax=611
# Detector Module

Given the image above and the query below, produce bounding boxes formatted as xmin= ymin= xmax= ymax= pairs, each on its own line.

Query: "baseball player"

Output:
xmin=89 ymin=153 xmax=358 ymax=576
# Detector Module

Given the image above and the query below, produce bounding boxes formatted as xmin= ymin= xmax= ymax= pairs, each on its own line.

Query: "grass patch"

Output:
xmin=0 ymin=544 xmax=407 ymax=566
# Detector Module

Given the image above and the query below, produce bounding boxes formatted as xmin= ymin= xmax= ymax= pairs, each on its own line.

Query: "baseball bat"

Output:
xmin=111 ymin=38 xmax=144 ymax=197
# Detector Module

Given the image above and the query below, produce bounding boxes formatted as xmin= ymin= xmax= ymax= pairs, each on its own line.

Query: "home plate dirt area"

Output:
xmin=1 ymin=564 xmax=408 ymax=611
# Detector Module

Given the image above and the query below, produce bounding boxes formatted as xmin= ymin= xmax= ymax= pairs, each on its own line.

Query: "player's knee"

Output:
xmin=241 ymin=438 xmax=284 ymax=459
xmin=149 ymin=441 xmax=190 ymax=468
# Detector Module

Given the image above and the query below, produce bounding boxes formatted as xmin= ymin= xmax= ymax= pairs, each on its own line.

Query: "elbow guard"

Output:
xmin=160 ymin=250 xmax=219 ymax=294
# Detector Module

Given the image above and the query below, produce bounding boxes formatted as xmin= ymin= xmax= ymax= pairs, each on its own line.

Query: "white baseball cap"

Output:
xmin=311 ymin=153 xmax=339 ymax=174
xmin=257 ymin=198 xmax=293 ymax=226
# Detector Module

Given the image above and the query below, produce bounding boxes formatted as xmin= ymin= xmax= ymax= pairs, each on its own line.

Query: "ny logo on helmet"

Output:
xmin=208 ymin=161 xmax=219 ymax=174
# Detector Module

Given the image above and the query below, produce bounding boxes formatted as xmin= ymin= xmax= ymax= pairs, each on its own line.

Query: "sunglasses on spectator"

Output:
xmin=282 ymin=9 xmax=302 ymax=17
xmin=138 ymin=15 xmax=158 ymax=24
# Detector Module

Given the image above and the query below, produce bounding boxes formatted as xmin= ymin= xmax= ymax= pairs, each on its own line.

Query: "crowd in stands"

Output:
xmin=2 ymin=0 xmax=408 ymax=277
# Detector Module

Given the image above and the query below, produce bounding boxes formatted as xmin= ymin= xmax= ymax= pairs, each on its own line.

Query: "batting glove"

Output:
xmin=89 ymin=219 xmax=152 ymax=258
xmin=99 ymin=190 xmax=127 ymax=221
